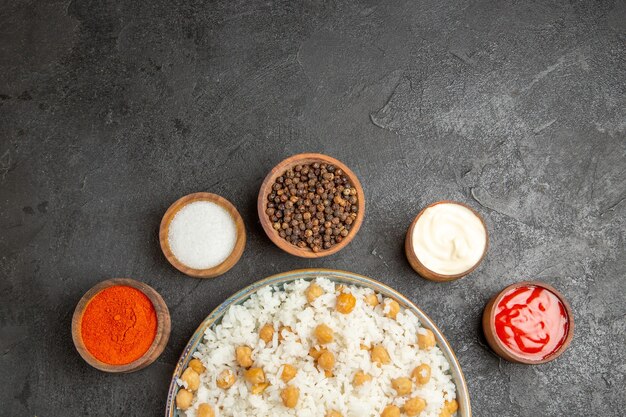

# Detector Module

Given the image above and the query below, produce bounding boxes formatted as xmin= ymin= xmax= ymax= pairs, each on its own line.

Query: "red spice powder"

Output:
xmin=81 ymin=285 xmax=158 ymax=365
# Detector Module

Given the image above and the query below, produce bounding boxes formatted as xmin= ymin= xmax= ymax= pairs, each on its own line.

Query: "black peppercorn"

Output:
xmin=265 ymin=161 xmax=358 ymax=252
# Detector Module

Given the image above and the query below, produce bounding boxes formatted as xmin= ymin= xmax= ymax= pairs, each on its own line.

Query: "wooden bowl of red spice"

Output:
xmin=257 ymin=153 xmax=365 ymax=258
xmin=71 ymin=278 xmax=171 ymax=373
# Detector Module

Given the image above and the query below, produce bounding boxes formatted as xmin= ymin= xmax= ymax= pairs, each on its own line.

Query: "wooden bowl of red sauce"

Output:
xmin=482 ymin=281 xmax=573 ymax=364
xmin=71 ymin=278 xmax=171 ymax=373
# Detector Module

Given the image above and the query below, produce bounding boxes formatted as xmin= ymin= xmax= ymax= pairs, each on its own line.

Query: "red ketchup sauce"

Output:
xmin=494 ymin=285 xmax=569 ymax=361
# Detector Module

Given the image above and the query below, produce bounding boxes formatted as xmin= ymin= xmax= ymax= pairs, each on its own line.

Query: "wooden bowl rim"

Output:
xmin=406 ymin=200 xmax=489 ymax=282
xmin=257 ymin=153 xmax=365 ymax=258
xmin=482 ymin=280 xmax=574 ymax=364
xmin=159 ymin=192 xmax=246 ymax=278
xmin=71 ymin=278 xmax=171 ymax=373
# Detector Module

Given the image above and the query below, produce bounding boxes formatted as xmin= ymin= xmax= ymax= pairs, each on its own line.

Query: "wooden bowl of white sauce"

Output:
xmin=405 ymin=201 xmax=488 ymax=282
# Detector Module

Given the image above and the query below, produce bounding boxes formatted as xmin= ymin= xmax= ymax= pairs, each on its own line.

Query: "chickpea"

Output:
xmin=381 ymin=405 xmax=401 ymax=417
xmin=188 ymin=358 xmax=205 ymax=374
xmin=309 ymin=346 xmax=326 ymax=360
xmin=280 ymin=385 xmax=300 ymax=408
xmin=317 ymin=350 xmax=335 ymax=371
xmin=314 ymin=324 xmax=334 ymax=344
xmin=417 ymin=329 xmax=436 ymax=350
xmin=259 ymin=323 xmax=274 ymax=344
xmin=391 ymin=377 xmax=412 ymax=395
xmin=353 ymin=370 xmax=372 ymax=386
xmin=385 ymin=299 xmax=400 ymax=320
xmin=181 ymin=367 xmax=200 ymax=391
xmin=281 ymin=364 xmax=297 ymax=382
xmin=323 ymin=369 xmax=333 ymax=378
xmin=326 ymin=410 xmax=343 ymax=417
xmin=236 ymin=345 xmax=253 ymax=368
xmin=438 ymin=400 xmax=459 ymax=417
xmin=445 ymin=400 xmax=458 ymax=413
xmin=370 ymin=345 xmax=391 ymax=366
xmin=403 ymin=397 xmax=426 ymax=416
xmin=216 ymin=369 xmax=236 ymax=389
xmin=251 ymin=382 xmax=270 ymax=394
xmin=197 ymin=403 xmax=215 ymax=417
xmin=365 ymin=293 xmax=379 ymax=307
xmin=412 ymin=364 xmax=431 ymax=385
xmin=244 ymin=367 xmax=266 ymax=384
xmin=336 ymin=292 xmax=356 ymax=314
xmin=305 ymin=283 xmax=324 ymax=303
xmin=360 ymin=344 xmax=370 ymax=351
xmin=175 ymin=389 xmax=193 ymax=410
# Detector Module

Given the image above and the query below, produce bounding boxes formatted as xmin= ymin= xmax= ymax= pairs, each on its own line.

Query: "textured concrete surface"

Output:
xmin=1 ymin=0 xmax=625 ymax=416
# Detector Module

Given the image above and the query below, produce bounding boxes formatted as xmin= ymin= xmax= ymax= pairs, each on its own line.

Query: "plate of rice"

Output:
xmin=165 ymin=269 xmax=470 ymax=417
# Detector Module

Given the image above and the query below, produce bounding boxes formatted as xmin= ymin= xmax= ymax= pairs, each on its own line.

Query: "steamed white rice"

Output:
xmin=178 ymin=278 xmax=457 ymax=417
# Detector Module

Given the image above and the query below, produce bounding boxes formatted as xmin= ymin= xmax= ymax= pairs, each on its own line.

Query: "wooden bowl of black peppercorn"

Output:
xmin=258 ymin=153 xmax=365 ymax=258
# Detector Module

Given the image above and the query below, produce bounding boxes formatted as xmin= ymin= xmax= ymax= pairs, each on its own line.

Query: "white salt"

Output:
xmin=168 ymin=201 xmax=237 ymax=269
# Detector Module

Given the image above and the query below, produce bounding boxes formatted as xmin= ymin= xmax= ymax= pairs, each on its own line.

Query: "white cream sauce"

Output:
xmin=412 ymin=203 xmax=487 ymax=275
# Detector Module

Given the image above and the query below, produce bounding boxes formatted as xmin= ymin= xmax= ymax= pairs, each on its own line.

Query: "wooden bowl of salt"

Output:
xmin=159 ymin=192 xmax=246 ymax=278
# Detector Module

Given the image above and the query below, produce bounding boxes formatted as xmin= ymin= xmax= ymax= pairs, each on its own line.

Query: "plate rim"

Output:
xmin=165 ymin=268 xmax=472 ymax=417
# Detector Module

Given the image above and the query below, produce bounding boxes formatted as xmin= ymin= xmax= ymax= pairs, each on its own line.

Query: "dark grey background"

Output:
xmin=1 ymin=0 xmax=625 ymax=416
